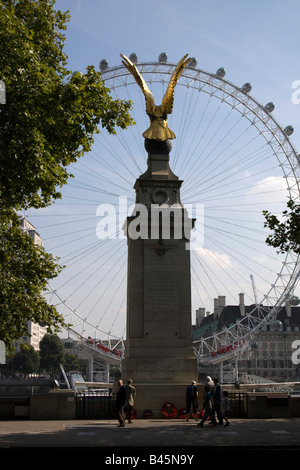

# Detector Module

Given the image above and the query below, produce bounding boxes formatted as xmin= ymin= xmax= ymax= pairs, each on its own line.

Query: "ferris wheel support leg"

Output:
xmin=105 ymin=362 xmax=110 ymax=383
xmin=219 ymin=362 xmax=223 ymax=384
xmin=89 ymin=356 xmax=94 ymax=382
xmin=235 ymin=355 xmax=239 ymax=384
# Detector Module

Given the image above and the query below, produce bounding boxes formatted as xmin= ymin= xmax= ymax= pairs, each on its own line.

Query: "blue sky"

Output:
xmin=55 ymin=0 xmax=300 ymax=135
xmin=29 ymin=0 xmax=300 ymax=340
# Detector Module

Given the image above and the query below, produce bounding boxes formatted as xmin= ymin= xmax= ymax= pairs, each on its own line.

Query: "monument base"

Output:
xmin=126 ymin=382 xmax=204 ymax=420
xmin=122 ymin=355 xmax=199 ymax=419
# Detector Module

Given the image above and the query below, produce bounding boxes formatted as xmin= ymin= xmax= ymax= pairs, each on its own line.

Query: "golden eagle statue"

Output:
xmin=120 ymin=53 xmax=190 ymax=141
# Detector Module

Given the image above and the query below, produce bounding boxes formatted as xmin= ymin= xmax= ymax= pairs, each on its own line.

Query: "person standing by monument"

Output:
xmin=116 ymin=379 xmax=126 ymax=427
xmin=185 ymin=380 xmax=199 ymax=421
xmin=125 ymin=379 xmax=136 ymax=424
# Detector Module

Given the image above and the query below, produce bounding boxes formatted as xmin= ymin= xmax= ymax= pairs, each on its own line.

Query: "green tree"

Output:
xmin=0 ymin=0 xmax=133 ymax=212
xmin=0 ymin=0 xmax=133 ymax=350
xmin=39 ymin=333 xmax=65 ymax=375
xmin=64 ymin=353 xmax=81 ymax=373
xmin=0 ymin=222 xmax=66 ymax=350
xmin=263 ymin=198 xmax=300 ymax=254
xmin=12 ymin=345 xmax=40 ymax=376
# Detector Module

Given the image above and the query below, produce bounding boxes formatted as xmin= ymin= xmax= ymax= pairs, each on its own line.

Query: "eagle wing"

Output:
xmin=120 ymin=54 xmax=155 ymax=114
xmin=161 ymin=54 xmax=190 ymax=114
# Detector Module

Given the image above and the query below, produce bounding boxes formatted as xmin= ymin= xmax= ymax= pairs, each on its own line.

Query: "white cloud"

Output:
xmin=194 ymin=245 xmax=234 ymax=269
xmin=246 ymin=175 xmax=289 ymax=206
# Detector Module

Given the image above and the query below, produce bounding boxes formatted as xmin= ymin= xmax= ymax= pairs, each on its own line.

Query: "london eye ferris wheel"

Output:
xmin=27 ymin=52 xmax=300 ymax=365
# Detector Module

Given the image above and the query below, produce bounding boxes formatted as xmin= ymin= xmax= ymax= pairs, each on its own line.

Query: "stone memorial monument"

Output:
xmin=121 ymin=54 xmax=198 ymax=417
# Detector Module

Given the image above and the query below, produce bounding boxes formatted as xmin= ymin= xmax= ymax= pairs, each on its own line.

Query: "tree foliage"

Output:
xmin=0 ymin=0 xmax=134 ymax=350
xmin=263 ymin=198 xmax=300 ymax=254
xmin=39 ymin=334 xmax=65 ymax=375
xmin=0 ymin=220 xmax=67 ymax=350
xmin=11 ymin=345 xmax=40 ymax=375
xmin=64 ymin=353 xmax=85 ymax=375
xmin=0 ymin=0 xmax=133 ymax=212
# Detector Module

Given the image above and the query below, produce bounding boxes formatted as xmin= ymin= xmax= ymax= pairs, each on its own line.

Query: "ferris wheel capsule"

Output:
xmin=216 ymin=67 xmax=226 ymax=78
xmin=242 ymin=82 xmax=252 ymax=93
xmin=99 ymin=59 xmax=109 ymax=72
xmin=265 ymin=102 xmax=275 ymax=113
xmin=129 ymin=53 xmax=138 ymax=63
xmin=284 ymin=125 xmax=294 ymax=136
xmin=269 ymin=319 xmax=283 ymax=331
xmin=71 ymin=71 xmax=83 ymax=78
xmin=290 ymin=295 xmax=300 ymax=306
xmin=158 ymin=52 xmax=168 ymax=63
xmin=188 ymin=57 xmax=197 ymax=68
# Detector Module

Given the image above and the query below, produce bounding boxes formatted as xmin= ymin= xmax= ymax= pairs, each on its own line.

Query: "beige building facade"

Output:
xmin=14 ymin=217 xmax=47 ymax=352
xmin=193 ymin=294 xmax=300 ymax=382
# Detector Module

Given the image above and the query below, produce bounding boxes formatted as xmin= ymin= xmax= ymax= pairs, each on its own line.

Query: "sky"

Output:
xmin=27 ymin=0 xmax=300 ymax=341
xmin=55 ymin=0 xmax=300 ymax=128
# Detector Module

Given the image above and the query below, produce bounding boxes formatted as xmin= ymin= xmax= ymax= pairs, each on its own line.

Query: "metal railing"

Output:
xmin=227 ymin=392 xmax=248 ymax=418
xmin=76 ymin=389 xmax=116 ymax=419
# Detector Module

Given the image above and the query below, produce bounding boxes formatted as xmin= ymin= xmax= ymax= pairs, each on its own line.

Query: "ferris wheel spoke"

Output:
xmin=173 ymin=85 xmax=202 ymax=169
xmin=175 ymin=92 xmax=213 ymax=175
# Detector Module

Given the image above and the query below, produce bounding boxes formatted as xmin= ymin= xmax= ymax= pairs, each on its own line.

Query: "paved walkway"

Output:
xmin=1 ymin=418 xmax=300 ymax=460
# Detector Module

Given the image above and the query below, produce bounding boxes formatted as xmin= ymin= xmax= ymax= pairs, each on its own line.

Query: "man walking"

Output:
xmin=125 ymin=379 xmax=136 ymax=423
xmin=212 ymin=377 xmax=223 ymax=425
xmin=116 ymin=379 xmax=126 ymax=427
xmin=197 ymin=385 xmax=217 ymax=428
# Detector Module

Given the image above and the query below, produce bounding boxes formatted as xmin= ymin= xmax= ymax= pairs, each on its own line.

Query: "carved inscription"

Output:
xmin=144 ymin=242 xmax=180 ymax=335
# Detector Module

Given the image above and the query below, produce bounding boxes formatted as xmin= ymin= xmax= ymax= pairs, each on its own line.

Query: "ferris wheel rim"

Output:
xmin=47 ymin=58 xmax=300 ymax=362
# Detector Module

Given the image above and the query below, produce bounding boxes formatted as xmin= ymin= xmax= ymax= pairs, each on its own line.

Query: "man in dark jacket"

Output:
xmin=185 ymin=380 xmax=199 ymax=421
xmin=116 ymin=379 xmax=126 ymax=427
xmin=212 ymin=378 xmax=223 ymax=425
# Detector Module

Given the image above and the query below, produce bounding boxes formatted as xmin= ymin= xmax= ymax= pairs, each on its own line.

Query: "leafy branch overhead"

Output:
xmin=0 ymin=0 xmax=134 ymax=350
xmin=0 ymin=0 xmax=134 ymax=211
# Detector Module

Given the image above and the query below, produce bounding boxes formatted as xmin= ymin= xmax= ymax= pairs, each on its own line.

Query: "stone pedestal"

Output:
xmin=122 ymin=139 xmax=198 ymax=418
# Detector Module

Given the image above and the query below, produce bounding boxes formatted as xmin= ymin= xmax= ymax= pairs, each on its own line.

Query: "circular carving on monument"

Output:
xmin=151 ymin=189 xmax=169 ymax=204
xmin=144 ymin=138 xmax=172 ymax=155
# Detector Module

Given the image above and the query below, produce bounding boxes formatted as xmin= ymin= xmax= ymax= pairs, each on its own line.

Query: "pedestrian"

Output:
xmin=197 ymin=385 xmax=216 ymax=428
xmin=202 ymin=376 xmax=214 ymax=409
xmin=185 ymin=380 xmax=199 ymax=421
xmin=222 ymin=390 xmax=230 ymax=426
xmin=125 ymin=379 xmax=136 ymax=423
xmin=205 ymin=376 xmax=214 ymax=390
xmin=212 ymin=377 xmax=223 ymax=425
xmin=116 ymin=379 xmax=126 ymax=427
